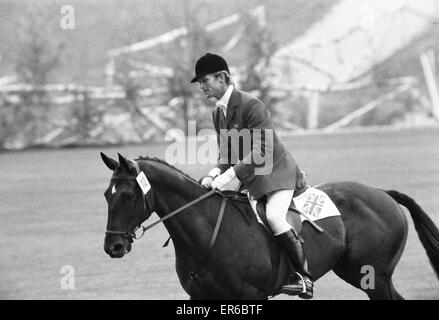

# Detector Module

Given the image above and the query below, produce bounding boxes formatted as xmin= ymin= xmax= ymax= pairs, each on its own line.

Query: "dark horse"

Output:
xmin=101 ymin=152 xmax=439 ymax=300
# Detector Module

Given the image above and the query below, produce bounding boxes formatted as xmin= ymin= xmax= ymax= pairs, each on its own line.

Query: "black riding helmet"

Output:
xmin=190 ymin=53 xmax=230 ymax=83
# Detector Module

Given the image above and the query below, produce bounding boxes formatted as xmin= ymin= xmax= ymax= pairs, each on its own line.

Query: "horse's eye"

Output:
xmin=121 ymin=192 xmax=134 ymax=200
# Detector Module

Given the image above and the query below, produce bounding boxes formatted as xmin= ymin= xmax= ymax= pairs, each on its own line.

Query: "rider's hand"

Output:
xmin=200 ymin=168 xmax=222 ymax=189
xmin=211 ymin=168 xmax=236 ymax=190
xmin=200 ymin=168 xmax=221 ymax=189
xmin=200 ymin=175 xmax=214 ymax=189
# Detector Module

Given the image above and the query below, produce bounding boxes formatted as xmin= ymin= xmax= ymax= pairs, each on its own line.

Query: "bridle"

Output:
xmin=105 ymin=159 xmax=230 ymax=281
xmin=105 ymin=160 xmax=154 ymax=242
xmin=105 ymin=160 xmax=219 ymax=243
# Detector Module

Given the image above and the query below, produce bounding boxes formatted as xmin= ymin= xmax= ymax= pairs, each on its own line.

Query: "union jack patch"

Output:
xmin=303 ymin=193 xmax=326 ymax=218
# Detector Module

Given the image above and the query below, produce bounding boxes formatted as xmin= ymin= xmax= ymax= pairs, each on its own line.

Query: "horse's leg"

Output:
xmin=368 ymin=210 xmax=408 ymax=300
xmin=368 ymin=200 xmax=407 ymax=300
xmin=332 ymin=250 xmax=405 ymax=300
xmin=324 ymin=183 xmax=408 ymax=300
xmin=362 ymin=276 xmax=404 ymax=300
xmin=332 ymin=239 xmax=407 ymax=300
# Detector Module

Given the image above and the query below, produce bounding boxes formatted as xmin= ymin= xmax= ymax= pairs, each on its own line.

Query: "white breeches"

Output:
xmin=266 ymin=189 xmax=295 ymax=236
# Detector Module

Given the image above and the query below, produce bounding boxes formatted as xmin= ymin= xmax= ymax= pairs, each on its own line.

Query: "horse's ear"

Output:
xmin=100 ymin=152 xmax=119 ymax=171
xmin=118 ymin=153 xmax=131 ymax=171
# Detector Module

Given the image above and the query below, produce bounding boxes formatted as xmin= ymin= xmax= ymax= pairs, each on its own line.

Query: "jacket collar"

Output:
xmin=228 ymin=87 xmax=240 ymax=109
xmin=216 ymin=85 xmax=234 ymax=114
xmin=225 ymin=88 xmax=240 ymax=127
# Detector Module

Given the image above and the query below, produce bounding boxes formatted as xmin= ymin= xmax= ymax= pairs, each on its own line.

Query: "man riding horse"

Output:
xmin=191 ymin=53 xmax=313 ymax=299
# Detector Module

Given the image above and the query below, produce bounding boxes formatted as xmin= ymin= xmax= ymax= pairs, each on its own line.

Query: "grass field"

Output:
xmin=1 ymin=126 xmax=438 ymax=300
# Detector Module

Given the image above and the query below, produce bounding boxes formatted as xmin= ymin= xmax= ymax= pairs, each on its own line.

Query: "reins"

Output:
xmin=105 ymin=160 xmax=225 ymax=241
xmin=134 ymin=189 xmax=218 ymax=239
xmin=105 ymin=160 xmax=231 ymax=281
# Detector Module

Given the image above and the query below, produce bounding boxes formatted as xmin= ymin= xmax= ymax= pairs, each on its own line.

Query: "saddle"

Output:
xmin=215 ymin=187 xmax=337 ymax=297
xmin=218 ymin=185 xmax=311 ymax=237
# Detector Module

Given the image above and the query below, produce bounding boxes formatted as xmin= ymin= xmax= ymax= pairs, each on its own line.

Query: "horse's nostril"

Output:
xmin=112 ymin=244 xmax=123 ymax=253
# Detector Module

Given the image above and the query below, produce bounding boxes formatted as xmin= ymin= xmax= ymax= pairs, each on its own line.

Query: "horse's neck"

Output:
xmin=145 ymin=164 xmax=214 ymax=252
xmin=151 ymin=175 xmax=205 ymax=217
xmin=158 ymin=188 xmax=216 ymax=253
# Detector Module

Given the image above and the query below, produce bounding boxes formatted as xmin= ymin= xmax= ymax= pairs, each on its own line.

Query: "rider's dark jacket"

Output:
xmin=212 ymin=88 xmax=306 ymax=199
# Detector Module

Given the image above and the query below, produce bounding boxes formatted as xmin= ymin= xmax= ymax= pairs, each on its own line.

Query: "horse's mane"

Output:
xmin=136 ymin=156 xmax=200 ymax=185
xmin=136 ymin=156 xmax=252 ymax=224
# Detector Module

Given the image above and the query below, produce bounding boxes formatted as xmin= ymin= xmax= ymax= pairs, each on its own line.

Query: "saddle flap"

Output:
xmin=286 ymin=210 xmax=303 ymax=235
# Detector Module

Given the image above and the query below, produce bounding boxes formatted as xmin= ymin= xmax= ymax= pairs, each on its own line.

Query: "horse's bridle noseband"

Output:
xmin=105 ymin=229 xmax=136 ymax=242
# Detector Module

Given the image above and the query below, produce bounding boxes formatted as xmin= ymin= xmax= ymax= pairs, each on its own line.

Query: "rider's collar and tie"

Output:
xmin=215 ymin=85 xmax=234 ymax=116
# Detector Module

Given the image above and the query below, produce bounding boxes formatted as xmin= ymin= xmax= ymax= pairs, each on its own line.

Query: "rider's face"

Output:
xmin=198 ymin=74 xmax=225 ymax=100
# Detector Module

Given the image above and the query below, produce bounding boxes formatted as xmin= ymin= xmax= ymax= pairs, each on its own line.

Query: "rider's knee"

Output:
xmin=266 ymin=214 xmax=291 ymax=236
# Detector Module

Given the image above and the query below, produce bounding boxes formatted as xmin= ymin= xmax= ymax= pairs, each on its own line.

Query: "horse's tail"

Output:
xmin=385 ymin=190 xmax=439 ymax=279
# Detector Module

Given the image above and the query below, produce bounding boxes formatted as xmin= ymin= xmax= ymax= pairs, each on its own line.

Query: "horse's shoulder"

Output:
xmin=217 ymin=191 xmax=256 ymax=225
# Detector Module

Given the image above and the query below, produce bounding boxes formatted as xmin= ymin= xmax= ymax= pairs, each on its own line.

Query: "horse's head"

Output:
xmin=101 ymin=152 xmax=154 ymax=258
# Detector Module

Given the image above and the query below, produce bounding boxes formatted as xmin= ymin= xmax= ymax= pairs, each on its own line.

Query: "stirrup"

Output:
xmin=279 ymin=273 xmax=314 ymax=298
xmin=295 ymin=272 xmax=314 ymax=299
xmin=295 ymin=272 xmax=307 ymax=294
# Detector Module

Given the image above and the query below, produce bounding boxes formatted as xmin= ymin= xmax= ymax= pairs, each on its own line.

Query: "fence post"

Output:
xmin=307 ymin=91 xmax=320 ymax=130
xmin=106 ymin=56 xmax=115 ymax=88
xmin=420 ymin=52 xmax=439 ymax=120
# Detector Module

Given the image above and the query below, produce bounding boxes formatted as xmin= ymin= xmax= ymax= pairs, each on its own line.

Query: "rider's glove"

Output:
xmin=200 ymin=167 xmax=221 ymax=189
xmin=211 ymin=168 xmax=236 ymax=190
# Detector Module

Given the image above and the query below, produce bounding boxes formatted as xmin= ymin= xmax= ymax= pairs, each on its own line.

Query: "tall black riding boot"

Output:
xmin=276 ymin=229 xmax=314 ymax=299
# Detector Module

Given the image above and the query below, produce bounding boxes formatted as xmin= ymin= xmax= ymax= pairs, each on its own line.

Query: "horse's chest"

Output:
xmin=176 ymin=258 xmax=238 ymax=299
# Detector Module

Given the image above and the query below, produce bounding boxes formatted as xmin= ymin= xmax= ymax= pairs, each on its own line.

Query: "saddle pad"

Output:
xmin=294 ymin=187 xmax=341 ymax=222
xmin=249 ymin=187 xmax=341 ymax=227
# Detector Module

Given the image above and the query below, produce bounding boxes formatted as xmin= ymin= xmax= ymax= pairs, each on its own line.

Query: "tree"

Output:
xmin=0 ymin=4 xmax=65 ymax=149
xmin=15 ymin=4 xmax=64 ymax=86
xmin=160 ymin=0 xmax=218 ymax=136
xmin=239 ymin=11 xmax=278 ymax=112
